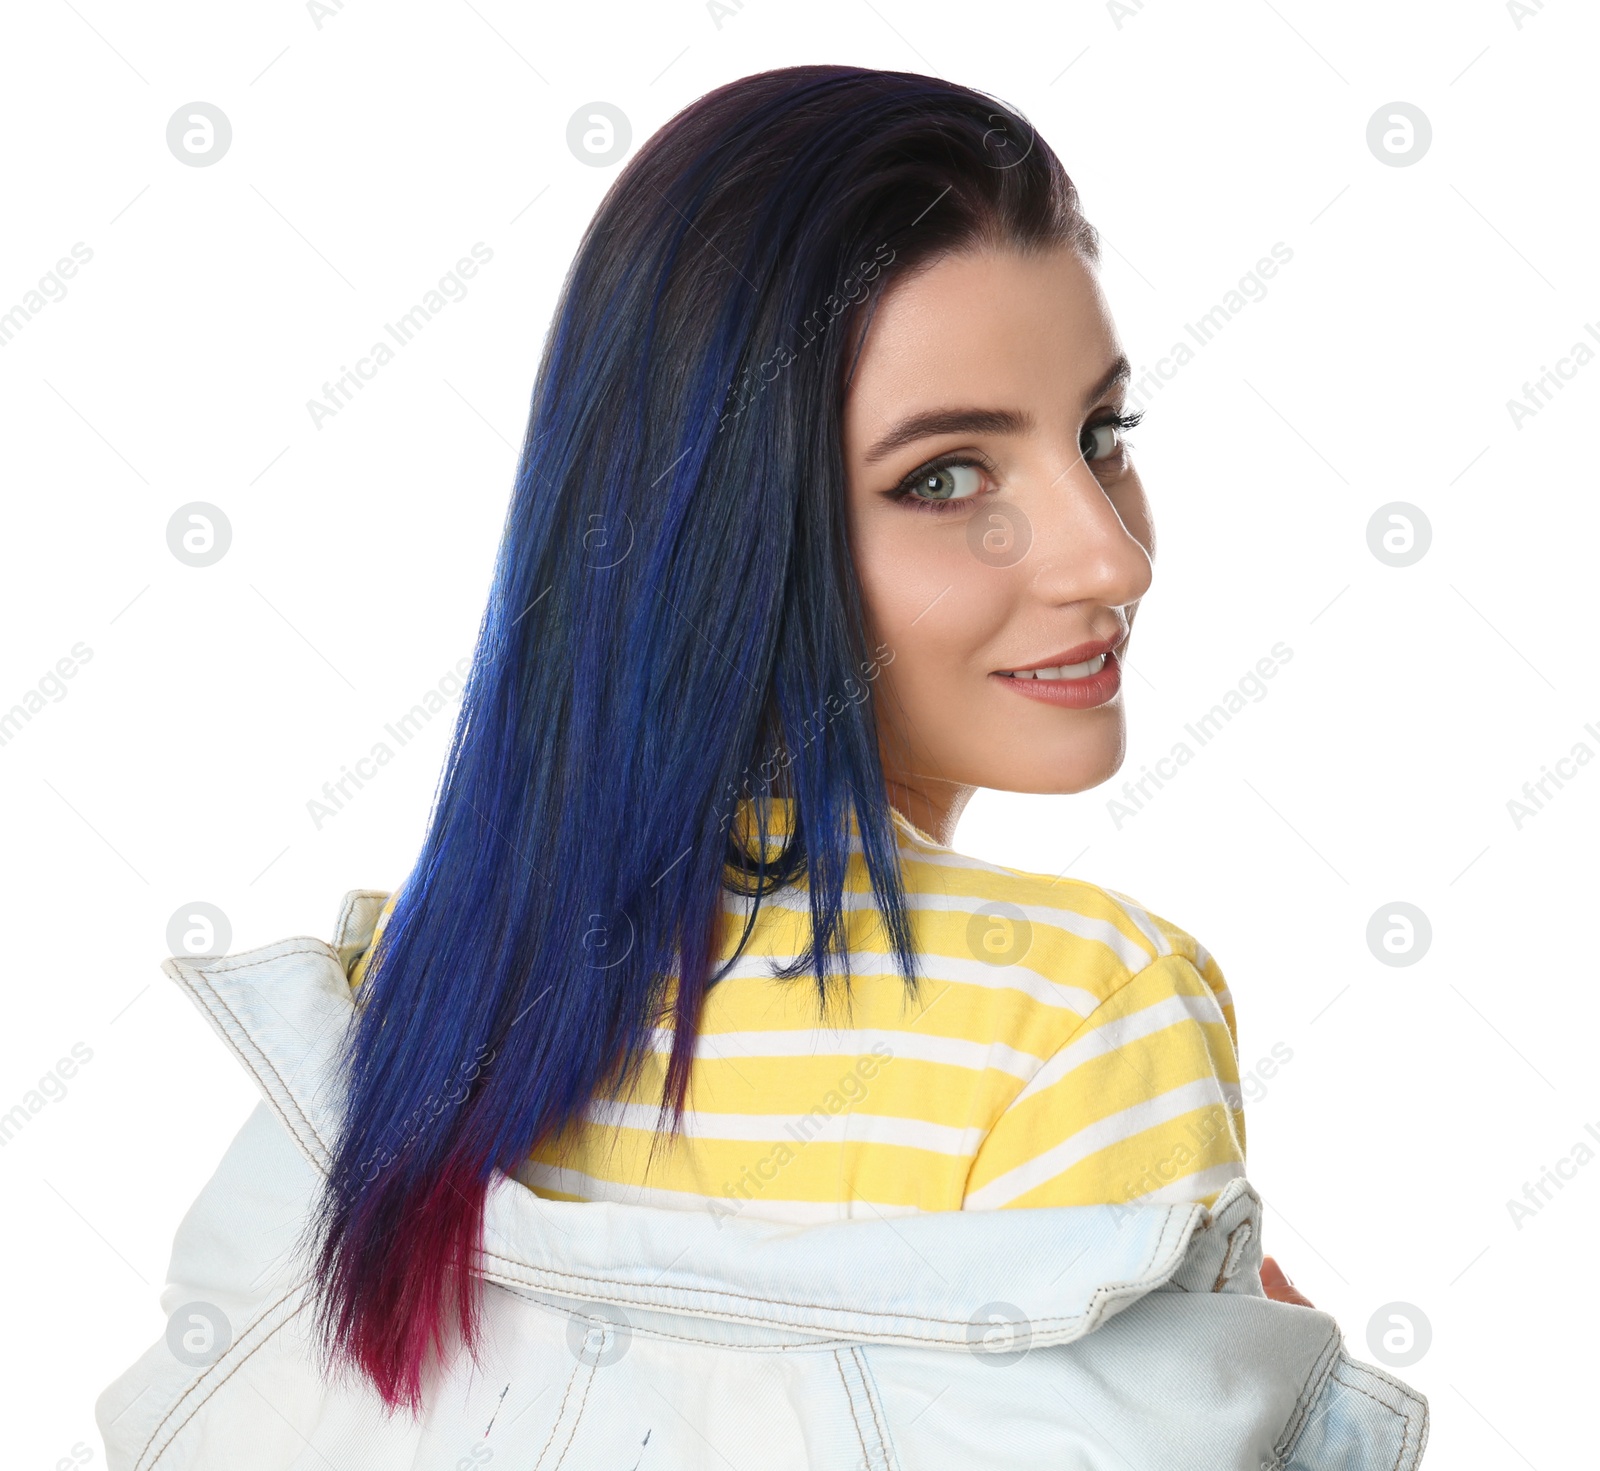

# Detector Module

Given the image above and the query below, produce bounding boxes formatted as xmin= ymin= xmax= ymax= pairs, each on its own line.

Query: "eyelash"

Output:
xmin=887 ymin=408 xmax=1145 ymax=513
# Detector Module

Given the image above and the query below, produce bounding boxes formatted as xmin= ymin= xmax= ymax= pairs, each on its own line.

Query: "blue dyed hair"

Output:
xmin=303 ymin=62 xmax=1099 ymax=1412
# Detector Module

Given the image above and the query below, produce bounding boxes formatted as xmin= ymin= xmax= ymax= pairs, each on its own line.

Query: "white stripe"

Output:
xmin=1122 ymin=1158 xmax=1246 ymax=1207
xmin=1100 ymin=888 xmax=1172 ymax=959
xmin=582 ymin=1097 xmax=988 ymax=1157
xmin=649 ymin=1026 xmax=1044 ymax=1081
xmin=1189 ymin=938 xmax=1235 ymax=1014
xmin=711 ymin=939 xmax=1114 ymax=1019
xmin=885 ymin=840 xmax=1011 ymax=870
xmin=1004 ymin=988 xmax=1232 ymax=1110
xmin=888 ymin=808 xmax=950 ymax=847
xmin=724 ymin=885 xmax=1158 ymax=976
xmin=964 ymin=1074 xmax=1237 ymax=1210
xmin=889 ymin=846 xmax=1169 ymax=965
xmin=517 ymin=1160 xmax=924 ymax=1222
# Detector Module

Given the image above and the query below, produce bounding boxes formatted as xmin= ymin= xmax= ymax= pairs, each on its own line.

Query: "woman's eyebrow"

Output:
xmin=1086 ymin=353 xmax=1133 ymax=406
xmin=860 ymin=353 xmax=1132 ymax=467
xmin=862 ymin=406 xmax=1028 ymax=465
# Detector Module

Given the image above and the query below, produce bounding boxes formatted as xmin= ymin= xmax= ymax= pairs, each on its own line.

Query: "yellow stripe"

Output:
xmin=347 ymin=797 xmax=1246 ymax=1216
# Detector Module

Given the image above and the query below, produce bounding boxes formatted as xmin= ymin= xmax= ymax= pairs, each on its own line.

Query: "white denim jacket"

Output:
xmin=97 ymin=890 xmax=1428 ymax=1470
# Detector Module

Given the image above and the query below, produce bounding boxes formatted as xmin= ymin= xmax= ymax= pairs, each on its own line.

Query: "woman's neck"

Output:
xmin=884 ymin=776 xmax=973 ymax=848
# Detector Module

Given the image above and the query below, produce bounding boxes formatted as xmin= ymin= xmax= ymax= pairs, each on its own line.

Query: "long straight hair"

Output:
xmin=303 ymin=63 xmax=1099 ymax=1413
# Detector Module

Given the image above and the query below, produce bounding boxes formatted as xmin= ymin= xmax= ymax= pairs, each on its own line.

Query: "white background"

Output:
xmin=2 ymin=1 xmax=1593 ymax=1465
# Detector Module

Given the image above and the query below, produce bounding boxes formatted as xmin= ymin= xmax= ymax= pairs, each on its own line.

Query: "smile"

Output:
xmin=996 ymin=654 xmax=1107 ymax=680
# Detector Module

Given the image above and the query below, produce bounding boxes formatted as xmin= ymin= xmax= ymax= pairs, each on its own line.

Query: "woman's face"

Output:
xmin=842 ymin=244 xmax=1154 ymax=840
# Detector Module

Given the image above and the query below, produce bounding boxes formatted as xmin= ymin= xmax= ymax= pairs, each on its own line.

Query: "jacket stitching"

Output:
xmin=483 ymin=1250 xmax=1173 ymax=1337
xmin=1325 ymin=1352 xmax=1422 ymax=1400
xmin=833 ymin=1349 xmax=874 ymax=1469
xmin=190 ymin=970 xmax=327 ymax=1161
xmin=133 ymin=1286 xmax=308 ymax=1469
xmin=332 ymin=891 xmax=363 ymax=954
xmin=500 ymin=1277 xmax=1208 ymax=1359
xmin=1152 ymin=1204 xmax=1187 ymax=1277
xmin=1270 ymin=1325 xmax=1341 ymax=1463
xmin=185 ymin=940 xmax=339 ymax=977
xmin=475 ymin=1197 xmax=1206 ymax=1336
xmin=1211 ymin=1219 xmax=1253 ymax=1292
xmin=1328 ymin=1363 xmax=1413 ymax=1471
xmin=182 ymin=951 xmax=336 ymax=1160
xmin=210 ymin=1073 xmax=319 ymax=1183
xmin=852 ymin=1344 xmax=897 ymax=1471
xmin=332 ymin=890 xmax=389 ymax=956
xmin=533 ymin=1351 xmax=587 ymax=1471
xmin=549 ymin=1353 xmax=600 ymax=1471
xmin=500 ymin=1286 xmax=856 ymax=1352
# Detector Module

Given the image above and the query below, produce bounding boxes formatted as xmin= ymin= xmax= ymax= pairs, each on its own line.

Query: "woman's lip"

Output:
xmin=991 ymin=648 xmax=1122 ymax=708
xmin=995 ymin=635 xmax=1121 ymax=673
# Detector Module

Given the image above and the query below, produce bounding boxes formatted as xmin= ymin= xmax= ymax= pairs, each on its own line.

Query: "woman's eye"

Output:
xmin=1081 ymin=422 xmax=1121 ymax=462
xmin=905 ymin=461 xmax=985 ymax=504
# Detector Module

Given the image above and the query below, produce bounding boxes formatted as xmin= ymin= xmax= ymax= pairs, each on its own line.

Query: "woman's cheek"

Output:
xmin=870 ymin=532 xmax=1009 ymax=700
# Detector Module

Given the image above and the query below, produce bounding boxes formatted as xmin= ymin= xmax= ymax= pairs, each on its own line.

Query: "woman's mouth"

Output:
xmin=995 ymin=653 xmax=1106 ymax=680
xmin=991 ymin=648 xmax=1121 ymax=708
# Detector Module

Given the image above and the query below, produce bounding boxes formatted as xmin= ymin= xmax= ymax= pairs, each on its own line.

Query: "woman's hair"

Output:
xmin=303 ymin=62 xmax=1099 ymax=1413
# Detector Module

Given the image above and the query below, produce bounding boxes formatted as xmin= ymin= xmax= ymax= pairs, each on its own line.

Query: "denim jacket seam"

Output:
xmin=549 ymin=1355 xmax=600 ymax=1470
xmin=833 ymin=1349 xmax=874 ymax=1468
xmin=506 ymin=1287 xmax=861 ymax=1352
xmin=851 ymin=1344 xmax=898 ymax=1470
xmin=1270 ymin=1323 xmax=1342 ymax=1464
xmin=184 ymin=968 xmax=330 ymax=1160
xmin=133 ymin=1284 xmax=309 ymax=1470
xmin=483 ymin=1247 xmax=1172 ymax=1336
xmin=1328 ymin=1361 xmax=1413 ymax=1471
xmin=183 ymin=940 xmax=339 ymax=978
xmin=534 ymin=1351 xmax=589 ymax=1470
xmin=331 ymin=890 xmax=390 ymax=966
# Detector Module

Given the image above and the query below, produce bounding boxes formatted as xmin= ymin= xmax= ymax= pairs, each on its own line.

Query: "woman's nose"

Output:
xmin=1014 ymin=452 xmax=1152 ymax=609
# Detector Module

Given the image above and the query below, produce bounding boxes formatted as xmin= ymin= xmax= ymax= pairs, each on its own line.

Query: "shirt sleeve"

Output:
xmin=962 ymin=949 xmax=1246 ymax=1212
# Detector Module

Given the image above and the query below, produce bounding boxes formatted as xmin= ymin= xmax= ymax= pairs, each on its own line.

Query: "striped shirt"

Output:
xmin=350 ymin=797 xmax=1246 ymax=1221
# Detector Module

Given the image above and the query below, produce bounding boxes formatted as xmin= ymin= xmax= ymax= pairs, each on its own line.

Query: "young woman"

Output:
xmin=102 ymin=64 xmax=1429 ymax=1468
xmin=323 ymin=62 xmax=1331 ymax=1414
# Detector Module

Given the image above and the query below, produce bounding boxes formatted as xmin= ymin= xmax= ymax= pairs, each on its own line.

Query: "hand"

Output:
xmin=1260 ymin=1255 xmax=1314 ymax=1308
